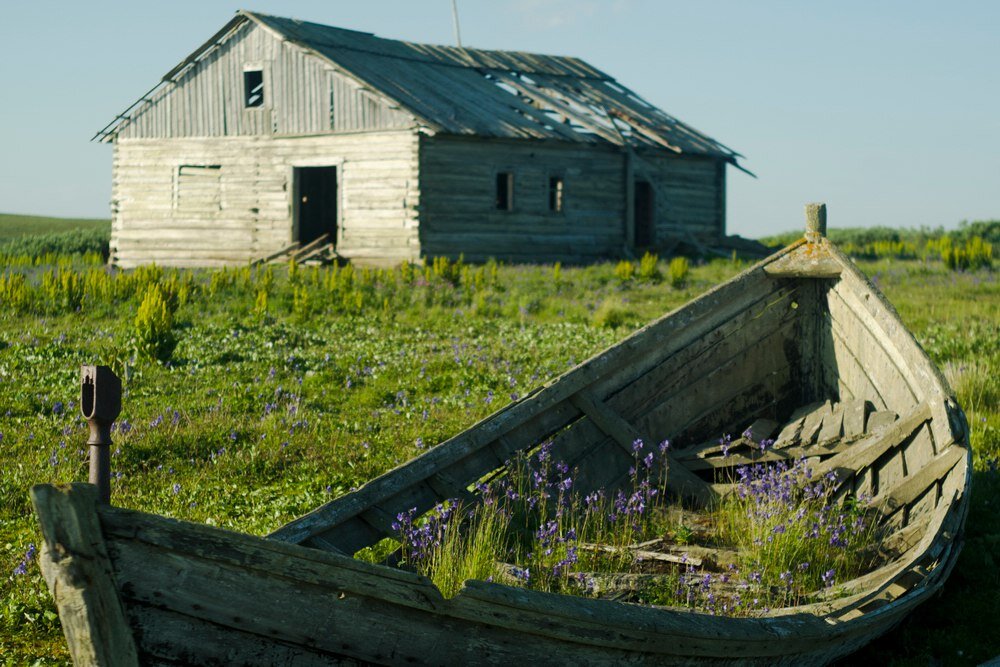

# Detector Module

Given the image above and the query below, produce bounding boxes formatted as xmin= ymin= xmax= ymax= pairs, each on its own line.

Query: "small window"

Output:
xmin=548 ymin=175 xmax=564 ymax=213
xmin=176 ymin=165 xmax=222 ymax=211
xmin=244 ymin=70 xmax=264 ymax=108
xmin=496 ymin=172 xmax=514 ymax=211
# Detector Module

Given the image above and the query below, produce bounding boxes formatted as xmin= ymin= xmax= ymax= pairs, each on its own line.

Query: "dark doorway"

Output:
xmin=634 ymin=180 xmax=655 ymax=247
xmin=295 ymin=166 xmax=338 ymax=246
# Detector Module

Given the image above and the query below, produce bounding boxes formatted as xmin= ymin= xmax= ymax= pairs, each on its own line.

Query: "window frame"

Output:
xmin=243 ymin=65 xmax=265 ymax=109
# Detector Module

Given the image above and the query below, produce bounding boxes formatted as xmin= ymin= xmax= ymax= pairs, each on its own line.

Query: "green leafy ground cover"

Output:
xmin=0 ymin=215 xmax=110 ymax=263
xmin=0 ymin=215 xmax=108 ymax=241
xmin=0 ymin=254 xmax=996 ymax=664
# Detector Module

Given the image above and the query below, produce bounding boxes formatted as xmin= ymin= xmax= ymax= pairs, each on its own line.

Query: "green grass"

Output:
xmin=0 ymin=253 xmax=996 ymax=664
xmin=0 ymin=213 xmax=109 ymax=241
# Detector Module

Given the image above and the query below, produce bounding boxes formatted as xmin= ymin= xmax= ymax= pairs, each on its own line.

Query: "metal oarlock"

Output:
xmin=81 ymin=365 xmax=122 ymax=504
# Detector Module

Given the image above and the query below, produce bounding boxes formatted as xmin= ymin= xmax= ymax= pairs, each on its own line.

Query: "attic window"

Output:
xmin=244 ymin=70 xmax=264 ymax=108
xmin=496 ymin=172 xmax=514 ymax=211
xmin=548 ymin=176 xmax=564 ymax=213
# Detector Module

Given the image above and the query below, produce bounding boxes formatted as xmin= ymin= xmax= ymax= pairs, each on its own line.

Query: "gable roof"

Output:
xmin=96 ymin=10 xmax=745 ymax=167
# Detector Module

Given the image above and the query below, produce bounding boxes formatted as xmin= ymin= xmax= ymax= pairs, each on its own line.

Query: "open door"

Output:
xmin=634 ymin=180 xmax=655 ymax=248
xmin=295 ymin=166 xmax=338 ymax=246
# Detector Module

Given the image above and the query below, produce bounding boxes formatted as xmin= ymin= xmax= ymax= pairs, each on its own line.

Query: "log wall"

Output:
xmin=418 ymin=135 xmax=727 ymax=263
xmin=637 ymin=152 xmax=725 ymax=244
xmin=111 ymin=131 xmax=420 ymax=267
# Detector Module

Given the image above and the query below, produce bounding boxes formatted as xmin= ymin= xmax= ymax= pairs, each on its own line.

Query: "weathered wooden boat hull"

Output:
xmin=34 ymin=225 xmax=971 ymax=665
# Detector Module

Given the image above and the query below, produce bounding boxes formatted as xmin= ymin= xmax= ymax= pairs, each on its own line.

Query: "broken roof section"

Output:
xmin=96 ymin=10 xmax=746 ymax=168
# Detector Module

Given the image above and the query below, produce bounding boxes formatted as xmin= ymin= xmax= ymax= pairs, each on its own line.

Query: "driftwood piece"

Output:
xmin=30 ymin=484 xmax=140 ymax=666
xmin=578 ymin=542 xmax=693 ymax=567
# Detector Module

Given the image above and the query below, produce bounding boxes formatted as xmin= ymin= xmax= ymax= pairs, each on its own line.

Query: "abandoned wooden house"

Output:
xmin=96 ymin=10 xmax=751 ymax=267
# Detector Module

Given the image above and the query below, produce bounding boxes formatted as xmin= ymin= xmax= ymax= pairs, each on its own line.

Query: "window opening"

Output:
xmin=496 ymin=172 xmax=514 ymax=211
xmin=244 ymin=70 xmax=264 ymax=108
xmin=548 ymin=176 xmax=564 ymax=213
xmin=176 ymin=165 xmax=222 ymax=211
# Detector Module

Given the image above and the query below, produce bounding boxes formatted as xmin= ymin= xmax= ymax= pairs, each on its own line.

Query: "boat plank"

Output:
xmin=827 ymin=320 xmax=888 ymax=411
xmin=817 ymin=405 xmax=844 ymax=444
xmin=611 ymin=284 xmax=799 ymax=430
xmin=881 ymin=445 xmax=964 ymax=515
xmin=127 ymin=603 xmax=349 ymax=665
xmin=842 ymin=400 xmax=873 ymax=439
xmin=30 ymin=484 xmax=140 ymax=667
xmin=773 ymin=416 xmax=805 ymax=449
xmin=798 ymin=400 xmax=832 ymax=446
xmin=570 ymin=389 xmax=716 ymax=506
xmin=109 ymin=538 xmax=646 ymax=665
xmin=867 ymin=411 xmax=899 ymax=432
xmin=640 ymin=319 xmax=796 ymax=443
xmin=684 ymin=440 xmax=852 ymax=471
xmin=827 ymin=286 xmax=919 ymax=411
xmin=830 ymin=253 xmax=945 ymax=400
xmin=672 ymin=362 xmax=796 ymax=447
xmin=451 ymin=579 xmax=859 ymax=659
xmin=99 ymin=505 xmax=444 ymax=608
xmin=813 ymin=402 xmax=931 ymax=489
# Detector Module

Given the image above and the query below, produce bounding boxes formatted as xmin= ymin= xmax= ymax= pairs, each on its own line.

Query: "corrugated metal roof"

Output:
xmin=97 ymin=10 xmax=744 ymax=165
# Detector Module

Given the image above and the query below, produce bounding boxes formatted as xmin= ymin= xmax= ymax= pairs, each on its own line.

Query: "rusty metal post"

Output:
xmin=81 ymin=365 xmax=122 ymax=504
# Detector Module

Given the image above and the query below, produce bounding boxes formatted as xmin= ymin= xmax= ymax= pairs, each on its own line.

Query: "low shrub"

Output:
xmin=638 ymin=252 xmax=661 ymax=282
xmin=133 ymin=285 xmax=177 ymax=362
xmin=613 ymin=260 xmax=635 ymax=283
xmin=668 ymin=256 xmax=689 ymax=287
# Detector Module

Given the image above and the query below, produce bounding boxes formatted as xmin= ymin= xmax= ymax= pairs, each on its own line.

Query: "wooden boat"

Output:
xmin=33 ymin=205 xmax=971 ymax=665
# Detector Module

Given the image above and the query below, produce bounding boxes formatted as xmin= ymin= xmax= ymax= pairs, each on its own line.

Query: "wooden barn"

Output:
xmin=96 ymin=10 xmax=750 ymax=267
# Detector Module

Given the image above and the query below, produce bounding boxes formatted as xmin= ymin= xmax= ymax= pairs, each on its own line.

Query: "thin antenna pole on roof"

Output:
xmin=451 ymin=0 xmax=463 ymax=47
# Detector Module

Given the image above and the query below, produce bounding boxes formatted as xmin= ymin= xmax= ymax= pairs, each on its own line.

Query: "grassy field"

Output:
xmin=0 ymin=214 xmax=108 ymax=241
xmin=0 ymin=252 xmax=996 ymax=664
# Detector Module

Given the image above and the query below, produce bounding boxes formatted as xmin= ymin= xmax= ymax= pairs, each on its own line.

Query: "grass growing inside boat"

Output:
xmin=706 ymin=451 xmax=882 ymax=609
xmin=392 ymin=436 xmax=883 ymax=615
xmin=394 ymin=440 xmax=666 ymax=597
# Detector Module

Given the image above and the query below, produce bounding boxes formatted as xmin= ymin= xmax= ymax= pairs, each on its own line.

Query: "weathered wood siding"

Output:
xmin=418 ymin=136 xmax=727 ymax=262
xmin=117 ymin=21 xmax=413 ymax=139
xmin=111 ymin=130 xmax=420 ymax=267
xmin=418 ymin=135 xmax=627 ymax=263
xmin=638 ymin=153 xmax=725 ymax=244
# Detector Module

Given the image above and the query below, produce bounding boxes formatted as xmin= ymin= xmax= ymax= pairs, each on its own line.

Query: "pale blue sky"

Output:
xmin=1 ymin=0 xmax=997 ymax=238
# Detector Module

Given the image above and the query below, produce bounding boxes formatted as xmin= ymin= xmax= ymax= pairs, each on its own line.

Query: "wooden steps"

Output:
xmin=251 ymin=234 xmax=339 ymax=266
